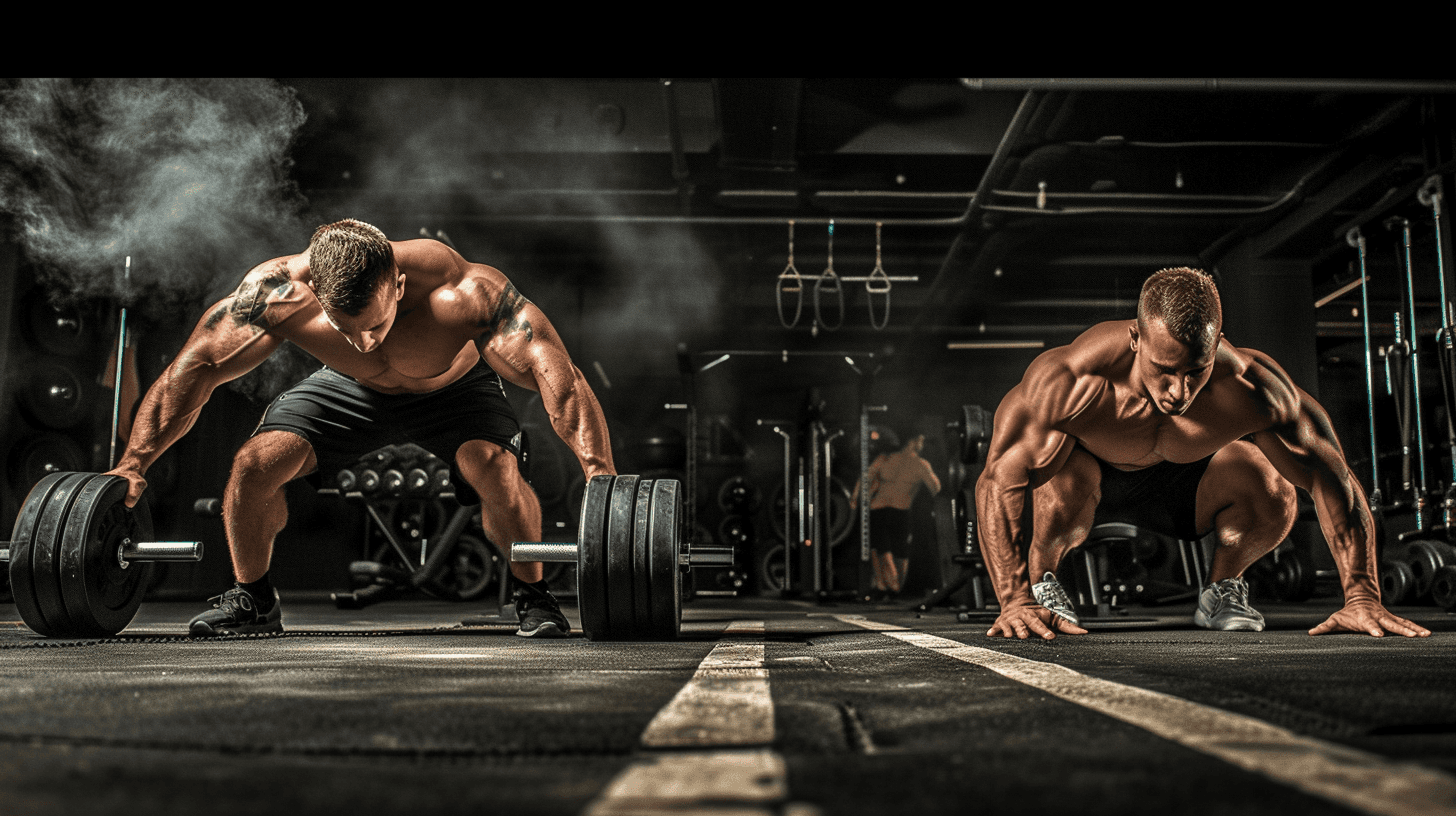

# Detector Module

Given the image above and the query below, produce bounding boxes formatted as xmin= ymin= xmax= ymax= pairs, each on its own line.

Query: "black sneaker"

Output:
xmin=189 ymin=585 xmax=284 ymax=637
xmin=514 ymin=584 xmax=570 ymax=638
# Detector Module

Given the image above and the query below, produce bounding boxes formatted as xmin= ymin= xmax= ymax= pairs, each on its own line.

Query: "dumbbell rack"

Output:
xmin=321 ymin=445 xmax=511 ymax=613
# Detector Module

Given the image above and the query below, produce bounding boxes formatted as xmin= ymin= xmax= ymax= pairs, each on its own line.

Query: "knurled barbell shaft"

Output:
xmin=121 ymin=540 xmax=204 ymax=562
xmin=0 ymin=540 xmax=203 ymax=564
xmin=510 ymin=541 xmax=579 ymax=563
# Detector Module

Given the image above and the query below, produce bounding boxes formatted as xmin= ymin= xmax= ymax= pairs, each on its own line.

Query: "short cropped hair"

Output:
xmin=1137 ymin=267 xmax=1222 ymax=353
xmin=308 ymin=219 xmax=396 ymax=316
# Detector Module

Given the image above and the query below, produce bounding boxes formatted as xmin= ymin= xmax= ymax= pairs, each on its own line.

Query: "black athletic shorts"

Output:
xmin=1090 ymin=453 xmax=1214 ymax=541
xmin=869 ymin=507 xmax=912 ymax=558
xmin=253 ymin=359 xmax=522 ymax=507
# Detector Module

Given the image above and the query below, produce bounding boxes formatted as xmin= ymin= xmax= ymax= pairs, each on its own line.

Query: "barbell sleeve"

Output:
xmin=510 ymin=541 xmax=579 ymax=562
xmin=121 ymin=540 xmax=204 ymax=562
xmin=686 ymin=546 xmax=734 ymax=567
xmin=1 ymin=539 xmax=203 ymax=564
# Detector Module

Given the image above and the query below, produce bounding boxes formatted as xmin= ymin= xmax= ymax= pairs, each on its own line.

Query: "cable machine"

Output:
xmin=676 ymin=347 xmax=882 ymax=600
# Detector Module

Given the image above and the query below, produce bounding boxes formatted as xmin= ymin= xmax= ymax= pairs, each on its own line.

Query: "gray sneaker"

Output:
xmin=1194 ymin=577 xmax=1266 ymax=631
xmin=1031 ymin=572 xmax=1080 ymax=626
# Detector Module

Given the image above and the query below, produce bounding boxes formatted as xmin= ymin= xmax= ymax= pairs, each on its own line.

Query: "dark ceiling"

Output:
xmin=2 ymin=77 xmax=1455 ymax=498
xmin=279 ymin=78 xmax=1456 ymax=393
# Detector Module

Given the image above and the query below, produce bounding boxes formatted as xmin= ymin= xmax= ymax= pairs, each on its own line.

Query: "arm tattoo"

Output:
xmin=474 ymin=283 xmax=534 ymax=348
xmin=223 ymin=270 xmax=293 ymax=330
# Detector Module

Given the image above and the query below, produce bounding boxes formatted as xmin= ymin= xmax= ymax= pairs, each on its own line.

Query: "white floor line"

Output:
xmin=584 ymin=621 xmax=816 ymax=816
xmin=836 ymin=615 xmax=1456 ymax=816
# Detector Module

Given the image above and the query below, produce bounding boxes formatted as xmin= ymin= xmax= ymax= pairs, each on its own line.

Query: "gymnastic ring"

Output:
xmin=866 ymin=266 xmax=891 ymax=330
xmin=777 ymin=265 xmax=804 ymax=329
xmin=814 ymin=268 xmax=844 ymax=331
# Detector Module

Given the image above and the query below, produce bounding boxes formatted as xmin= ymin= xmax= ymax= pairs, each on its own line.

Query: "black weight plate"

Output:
xmin=29 ymin=471 xmax=94 ymax=637
xmin=770 ymin=480 xmax=788 ymax=542
xmin=576 ymin=475 xmax=615 ymax=640
xmin=22 ymin=292 xmax=91 ymax=356
xmin=438 ymin=533 xmax=496 ymax=601
xmin=1273 ymin=553 xmax=1316 ymax=603
xmin=717 ymin=514 xmax=754 ymax=548
xmin=19 ymin=358 xmax=93 ymax=430
xmin=960 ymin=404 xmax=991 ymax=462
xmin=58 ymin=474 xmax=153 ymax=637
xmin=647 ymin=478 xmax=682 ymax=639
xmin=1431 ymin=564 xmax=1456 ymax=612
xmin=7 ymin=471 xmax=77 ymax=637
xmin=716 ymin=476 xmax=762 ymax=513
xmin=758 ymin=543 xmax=787 ymax=592
xmin=1404 ymin=539 xmax=1456 ymax=599
xmin=1380 ymin=559 xmax=1415 ymax=605
xmin=604 ymin=475 xmax=641 ymax=640
xmin=631 ymin=479 xmax=655 ymax=639
xmin=7 ymin=433 xmax=87 ymax=493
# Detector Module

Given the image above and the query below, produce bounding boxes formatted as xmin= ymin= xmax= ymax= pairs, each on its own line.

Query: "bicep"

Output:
xmin=479 ymin=301 xmax=576 ymax=394
xmin=173 ymin=295 xmax=285 ymax=385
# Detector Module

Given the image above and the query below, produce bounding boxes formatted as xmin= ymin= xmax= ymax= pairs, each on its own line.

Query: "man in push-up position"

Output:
xmin=976 ymin=266 xmax=1429 ymax=640
xmin=107 ymin=219 xmax=615 ymax=638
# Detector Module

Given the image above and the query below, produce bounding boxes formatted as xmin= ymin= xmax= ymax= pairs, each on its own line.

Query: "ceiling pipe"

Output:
xmin=961 ymin=78 xmax=1456 ymax=94
xmin=1199 ymin=96 xmax=1421 ymax=265
xmin=907 ymin=90 xmax=1044 ymax=338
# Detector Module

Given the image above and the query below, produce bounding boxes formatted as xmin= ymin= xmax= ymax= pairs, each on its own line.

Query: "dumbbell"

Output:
xmin=2 ymin=471 xmax=205 ymax=637
xmin=1392 ymin=539 xmax=1456 ymax=603
xmin=509 ymin=475 xmax=732 ymax=640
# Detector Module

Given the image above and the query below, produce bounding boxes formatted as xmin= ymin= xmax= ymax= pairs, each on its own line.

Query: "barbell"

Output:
xmin=510 ymin=474 xmax=732 ymax=640
xmin=2 ymin=471 xmax=204 ymax=638
xmin=4 ymin=472 xmax=724 ymax=641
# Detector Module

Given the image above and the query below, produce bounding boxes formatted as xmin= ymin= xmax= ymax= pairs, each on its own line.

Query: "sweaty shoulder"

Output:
xmin=1218 ymin=343 xmax=1301 ymax=425
xmin=1015 ymin=321 xmax=1127 ymax=427
xmin=395 ymin=239 xmax=535 ymax=345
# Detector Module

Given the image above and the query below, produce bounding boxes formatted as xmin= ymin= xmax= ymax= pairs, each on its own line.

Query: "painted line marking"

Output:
xmin=836 ymin=615 xmax=1456 ymax=816
xmin=584 ymin=621 xmax=814 ymax=816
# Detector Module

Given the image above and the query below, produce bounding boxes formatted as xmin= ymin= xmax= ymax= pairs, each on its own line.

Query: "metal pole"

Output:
xmin=859 ymin=405 xmax=888 ymax=564
xmin=809 ymin=424 xmax=821 ymax=594
xmin=1348 ymin=229 xmax=1382 ymax=501
xmin=822 ymin=428 xmax=842 ymax=592
xmin=773 ymin=427 xmax=792 ymax=591
xmin=108 ymin=256 xmax=131 ymax=470
xmin=1396 ymin=218 xmax=1431 ymax=512
xmin=1420 ymin=179 xmax=1456 ymax=488
xmin=860 ymin=407 xmax=871 ymax=564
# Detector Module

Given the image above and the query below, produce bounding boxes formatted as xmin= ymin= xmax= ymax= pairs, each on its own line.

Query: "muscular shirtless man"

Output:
xmin=106 ymin=219 xmax=615 ymax=638
xmin=977 ymin=267 xmax=1429 ymax=640
xmin=852 ymin=431 xmax=942 ymax=597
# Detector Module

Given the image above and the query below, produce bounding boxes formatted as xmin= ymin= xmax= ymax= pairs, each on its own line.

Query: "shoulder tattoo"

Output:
xmin=474 ymin=282 xmax=534 ymax=347
xmin=210 ymin=269 xmax=294 ymax=331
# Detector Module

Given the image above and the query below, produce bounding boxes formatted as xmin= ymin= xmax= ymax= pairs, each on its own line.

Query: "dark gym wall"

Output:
xmin=1217 ymin=253 xmax=1320 ymax=396
xmin=0 ymin=238 xmax=108 ymax=540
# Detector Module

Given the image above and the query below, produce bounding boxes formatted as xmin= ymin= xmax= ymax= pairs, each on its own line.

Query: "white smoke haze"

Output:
xmin=0 ymin=78 xmax=309 ymax=316
xmin=345 ymin=79 xmax=723 ymax=365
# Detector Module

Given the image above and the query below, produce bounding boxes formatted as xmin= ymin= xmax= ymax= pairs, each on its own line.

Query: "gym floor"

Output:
xmin=2 ymin=594 xmax=1455 ymax=816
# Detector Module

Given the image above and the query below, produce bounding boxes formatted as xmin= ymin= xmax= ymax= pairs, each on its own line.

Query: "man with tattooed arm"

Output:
xmin=106 ymin=219 xmax=614 ymax=638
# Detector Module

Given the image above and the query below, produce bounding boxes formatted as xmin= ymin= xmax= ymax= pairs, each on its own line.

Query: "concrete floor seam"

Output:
xmin=581 ymin=620 xmax=816 ymax=816
xmin=835 ymin=614 xmax=1456 ymax=816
